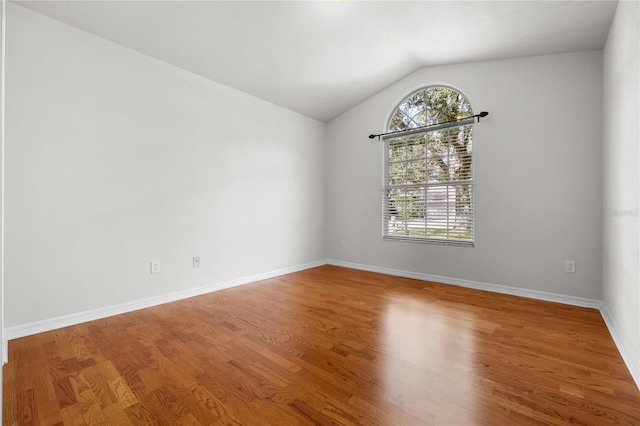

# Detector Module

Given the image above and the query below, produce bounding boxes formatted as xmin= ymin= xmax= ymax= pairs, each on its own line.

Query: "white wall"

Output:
xmin=4 ymin=4 xmax=326 ymax=328
xmin=326 ymin=51 xmax=603 ymax=300
xmin=603 ymin=0 xmax=640 ymax=381
xmin=0 ymin=0 xmax=5 ymax=418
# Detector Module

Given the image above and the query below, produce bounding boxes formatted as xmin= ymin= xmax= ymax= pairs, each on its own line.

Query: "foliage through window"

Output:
xmin=383 ymin=86 xmax=474 ymax=246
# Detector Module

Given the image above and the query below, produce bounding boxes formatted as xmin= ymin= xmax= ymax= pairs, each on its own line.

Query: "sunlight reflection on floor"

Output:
xmin=382 ymin=295 xmax=479 ymax=423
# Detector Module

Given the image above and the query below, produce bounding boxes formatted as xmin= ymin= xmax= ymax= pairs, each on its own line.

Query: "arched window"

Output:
xmin=383 ymin=86 xmax=475 ymax=246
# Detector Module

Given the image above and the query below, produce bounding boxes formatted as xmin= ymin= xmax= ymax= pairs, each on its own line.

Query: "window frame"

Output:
xmin=382 ymin=85 xmax=475 ymax=247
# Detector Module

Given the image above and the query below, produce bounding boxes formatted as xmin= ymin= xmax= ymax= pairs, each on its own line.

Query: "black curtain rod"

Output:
xmin=368 ymin=111 xmax=489 ymax=140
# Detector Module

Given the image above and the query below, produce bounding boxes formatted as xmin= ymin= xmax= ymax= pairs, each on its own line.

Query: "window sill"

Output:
xmin=382 ymin=235 xmax=475 ymax=247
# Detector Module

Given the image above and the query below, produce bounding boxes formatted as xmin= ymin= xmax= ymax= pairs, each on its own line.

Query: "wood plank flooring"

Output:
xmin=4 ymin=265 xmax=640 ymax=425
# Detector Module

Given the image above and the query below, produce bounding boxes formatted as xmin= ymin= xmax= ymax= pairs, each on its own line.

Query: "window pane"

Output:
xmin=390 ymin=91 xmax=427 ymax=131
xmin=388 ymin=140 xmax=406 ymax=162
xmin=405 ymin=135 xmax=426 ymax=160
xmin=427 ymin=156 xmax=448 ymax=183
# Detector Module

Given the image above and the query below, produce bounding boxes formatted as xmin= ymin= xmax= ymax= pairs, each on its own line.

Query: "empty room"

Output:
xmin=1 ymin=0 xmax=640 ymax=424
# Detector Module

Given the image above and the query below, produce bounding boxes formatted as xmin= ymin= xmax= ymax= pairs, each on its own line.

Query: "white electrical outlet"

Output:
xmin=193 ymin=256 xmax=200 ymax=268
xmin=150 ymin=260 xmax=160 ymax=274
xmin=340 ymin=240 xmax=345 ymax=248
xmin=565 ymin=260 xmax=576 ymax=274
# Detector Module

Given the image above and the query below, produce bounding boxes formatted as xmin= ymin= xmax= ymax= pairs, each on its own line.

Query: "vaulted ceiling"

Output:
xmin=15 ymin=0 xmax=618 ymax=122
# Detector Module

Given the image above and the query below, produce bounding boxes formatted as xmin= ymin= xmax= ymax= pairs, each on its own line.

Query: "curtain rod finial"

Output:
xmin=368 ymin=134 xmax=376 ymax=139
xmin=477 ymin=111 xmax=489 ymax=122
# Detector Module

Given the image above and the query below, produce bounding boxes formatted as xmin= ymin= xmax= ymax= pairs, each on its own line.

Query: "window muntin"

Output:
xmin=383 ymin=86 xmax=474 ymax=246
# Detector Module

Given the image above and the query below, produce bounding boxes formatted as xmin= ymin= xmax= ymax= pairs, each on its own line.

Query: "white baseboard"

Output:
xmin=327 ymin=259 xmax=602 ymax=309
xmin=600 ymin=305 xmax=640 ymax=390
xmin=3 ymin=259 xmax=327 ymax=347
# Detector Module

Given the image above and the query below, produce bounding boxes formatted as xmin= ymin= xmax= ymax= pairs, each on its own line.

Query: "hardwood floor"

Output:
xmin=3 ymin=265 xmax=640 ymax=425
